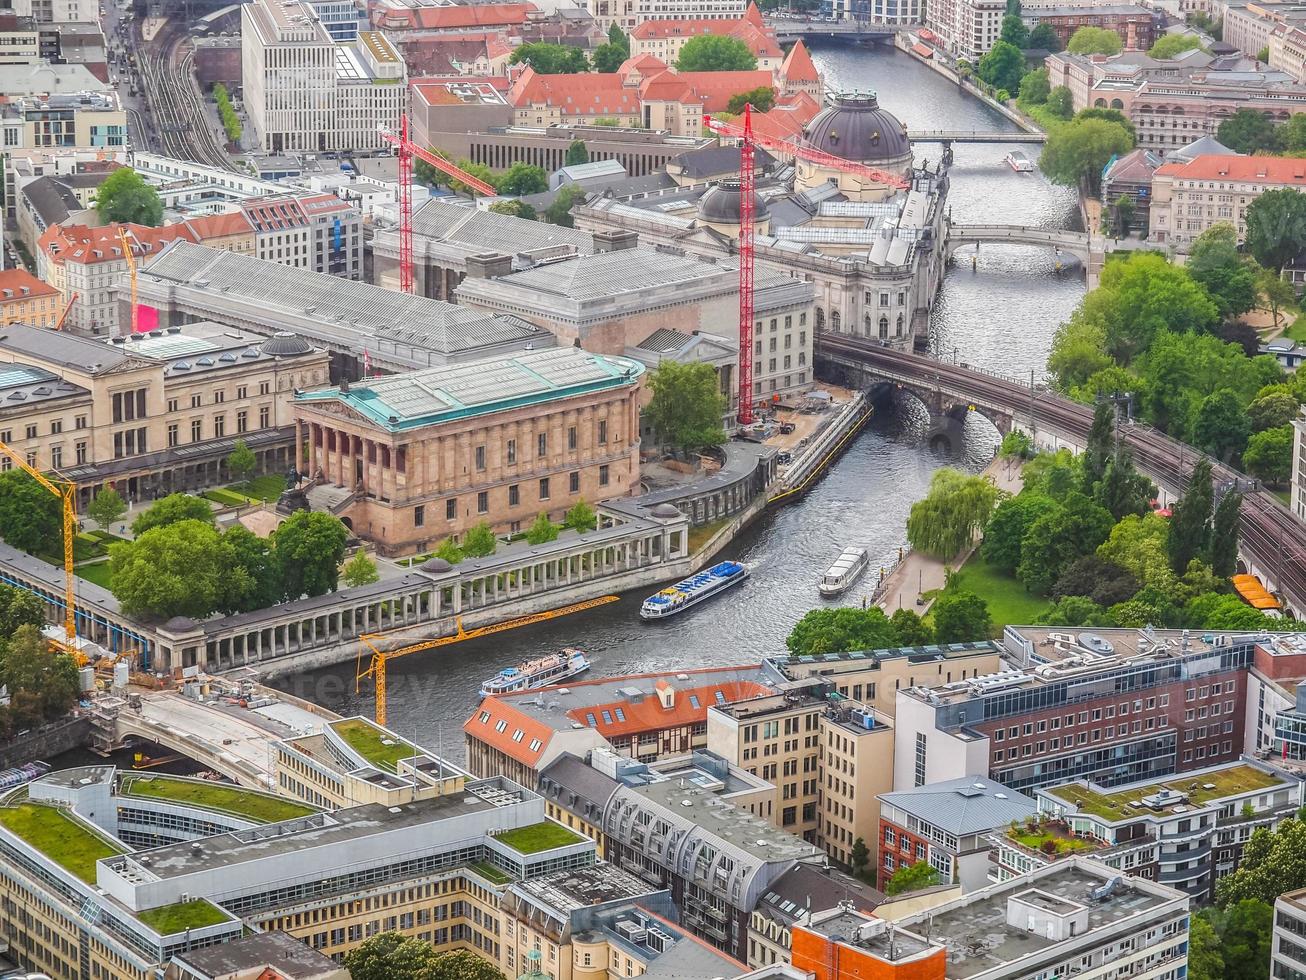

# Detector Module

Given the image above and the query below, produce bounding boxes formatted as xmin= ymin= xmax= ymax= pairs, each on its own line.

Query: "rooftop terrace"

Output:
xmin=495 ymin=821 xmax=586 ymax=854
xmin=329 ymin=718 xmax=423 ymax=773
xmin=0 ymin=801 xmax=124 ymax=883
xmin=118 ymin=775 xmax=317 ymax=824
xmin=135 ymin=898 xmax=231 ymax=935
xmin=1046 ymin=763 xmax=1288 ymax=821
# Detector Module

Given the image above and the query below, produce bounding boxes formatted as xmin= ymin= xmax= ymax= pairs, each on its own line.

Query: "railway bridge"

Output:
xmin=816 ymin=336 xmax=1306 ymax=616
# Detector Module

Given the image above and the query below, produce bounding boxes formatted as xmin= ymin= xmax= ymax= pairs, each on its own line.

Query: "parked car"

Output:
xmin=779 ymin=422 xmax=796 ymax=434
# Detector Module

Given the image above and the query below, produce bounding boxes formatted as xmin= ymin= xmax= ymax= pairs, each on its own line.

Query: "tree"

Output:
xmin=1037 ymin=595 xmax=1113 ymax=627
xmin=1017 ymin=67 xmax=1050 ymax=104
xmin=1187 ymin=912 xmax=1225 ymax=980
xmin=275 ymin=511 xmax=348 ymax=600
xmin=564 ymin=500 xmax=596 ymax=533
xmin=110 ymin=520 xmax=247 ymax=620
xmin=344 ymin=932 xmax=439 ymax=980
xmin=543 ymin=184 xmax=586 ymax=228
xmin=1045 ymin=85 xmax=1074 ymax=118
xmin=1247 ymin=385 xmax=1300 ymax=431
xmin=489 ymin=200 xmax=537 ymax=220
xmin=1048 ymin=316 xmax=1112 ymax=390
xmin=1258 ymin=45 xmax=1270 ymax=62
xmin=94 ymin=167 xmax=164 ymax=226
xmin=727 ymin=85 xmax=776 ymax=113
xmin=889 ymin=608 xmax=933 ymax=645
xmin=591 ymin=42 xmax=627 ymax=72
xmin=509 ymin=42 xmax=589 ymax=73
xmin=1111 ymin=194 xmax=1134 ymax=237
xmin=1097 ymin=512 xmax=1175 ymax=595
xmin=227 ymin=439 xmax=257 ymax=484
xmin=1218 ymin=817 xmax=1306 ymax=906
xmin=0 ymin=626 xmax=79 ymax=734
xmin=131 ymin=493 xmax=214 ymax=536
xmin=1039 ymin=117 xmax=1134 ymax=196
xmin=1209 ymin=488 xmax=1241 ymax=577
xmin=1259 ymin=267 xmax=1297 ymax=327
xmin=786 ymin=606 xmax=899 ymax=656
xmin=1244 ymin=425 xmax=1293 ymax=485
xmin=1075 ymin=107 xmax=1136 ymax=142
xmin=1192 ymin=389 xmax=1251 ymax=463
xmin=462 ymin=521 xmax=497 ymax=557
xmin=982 ymin=493 xmax=1058 ymax=573
xmin=1246 ymin=188 xmax=1306 ymax=272
xmin=565 ymin=139 xmax=589 ymax=166
xmin=497 ymin=162 xmax=547 ymax=196
xmin=1081 ymin=400 xmax=1116 ymax=491
xmin=1168 ymin=457 xmax=1213 ymax=574
xmin=525 ymin=512 xmax=559 ymax=546
xmin=1018 ymin=492 xmax=1115 ymax=593
xmin=675 ymin=34 xmax=756 ymax=71
xmin=884 ymin=860 xmax=942 ymax=895
xmin=1067 ymin=26 xmax=1122 ymax=54
xmin=0 ymin=585 xmax=46 ymax=639
xmin=0 ymin=471 xmax=61 ymax=554
xmin=1028 ymin=22 xmax=1061 ymax=51
xmin=850 ymin=837 xmax=870 ymax=876
xmin=977 ymin=40 xmax=1026 ymax=94
xmin=1051 ymin=555 xmax=1139 ymax=607
xmin=1000 ymin=13 xmax=1029 ymax=47
xmin=86 ymin=486 xmax=128 ymax=531
xmin=1137 ymin=331 xmax=1278 ymax=438
xmin=1096 ymin=451 xmax=1155 ymax=520
xmin=933 ymin=589 xmax=993 ymax=642
xmin=434 ymin=537 xmax=464 ymax=565
xmin=907 ymin=469 xmax=1002 ymax=560
xmin=1221 ymin=899 xmax=1273 ymax=980
xmin=999 ymin=430 xmax=1032 ymax=458
xmin=341 ymin=549 xmax=379 ymax=588
xmin=223 ymin=525 xmax=279 ymax=612
xmin=429 ymin=951 xmax=505 ymax=980
xmin=645 ymin=361 xmax=727 ymax=458
xmin=1091 ymin=253 xmax=1219 ymax=364
xmin=608 ymin=23 xmax=629 ymax=49
xmin=1188 ymin=222 xmax=1258 ymax=321
xmin=1218 ymin=108 xmax=1282 ymax=155
xmin=1149 ymin=33 xmax=1206 ymax=58
xmin=1283 ymin=112 xmax=1306 ymax=153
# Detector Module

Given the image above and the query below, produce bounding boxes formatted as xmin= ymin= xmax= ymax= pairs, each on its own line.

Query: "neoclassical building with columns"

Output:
xmin=293 ymin=347 xmax=645 ymax=554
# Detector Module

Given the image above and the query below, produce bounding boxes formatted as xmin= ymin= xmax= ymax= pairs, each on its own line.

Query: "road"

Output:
xmin=817 ymin=335 xmax=1306 ymax=610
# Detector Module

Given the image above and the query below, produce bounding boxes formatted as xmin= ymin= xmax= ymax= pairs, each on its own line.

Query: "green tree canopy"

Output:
xmin=1149 ymin=32 xmax=1206 ymax=58
xmin=94 ymin=167 xmax=164 ymax=226
xmin=1066 ymin=25 xmax=1122 ymax=54
xmin=1168 ymin=457 xmax=1213 ymax=574
xmin=977 ymin=39 xmax=1027 ymax=94
xmin=786 ymin=606 xmax=899 ymax=656
xmin=907 ymin=468 xmax=1002 ymax=559
xmin=981 ymin=492 xmax=1059 ymax=573
xmin=1218 ymin=108 xmax=1282 ymax=154
xmin=1051 ymin=554 xmax=1139 ymax=607
xmin=1217 ymin=817 xmax=1306 ymax=906
xmin=462 ymin=521 xmax=498 ymax=557
xmin=1018 ymin=67 xmax=1050 ymax=104
xmin=676 ymin=34 xmax=757 ymax=71
xmin=1075 ymin=107 xmax=1136 ymax=142
xmin=86 ymin=486 xmax=128 ymax=531
xmin=1036 ymin=595 xmax=1113 ymax=627
xmin=1095 ymin=451 xmax=1156 ymax=520
xmin=564 ymin=500 xmax=597 ymax=533
xmin=1089 ymin=253 xmax=1219 ymax=364
xmin=1221 ymin=899 xmax=1273 ymax=980
xmin=889 ymin=608 xmax=934 ymax=645
xmin=645 ymin=361 xmax=727 ymax=457
xmin=497 ymin=162 xmax=548 ymax=196
xmin=1045 ymin=86 xmax=1074 ymax=118
xmin=1028 ymin=22 xmax=1061 ymax=50
xmin=727 ymin=85 xmax=776 ymax=113
xmin=227 ymin=439 xmax=257 ymax=484
xmin=565 ymin=139 xmax=589 ymax=166
xmin=1048 ymin=315 xmax=1113 ymax=390
xmin=1038 ymin=117 xmax=1134 ymax=195
xmin=1136 ymin=330 xmax=1279 ymax=439
xmin=884 ymin=860 xmax=942 ymax=895
xmin=341 ymin=549 xmax=380 ymax=588
xmin=132 ymin=493 xmax=214 ymax=536
xmin=110 ymin=520 xmax=248 ymax=620
xmin=1000 ymin=13 xmax=1029 ymax=47
xmin=1246 ymin=187 xmax=1306 ymax=272
xmin=933 ymin=589 xmax=993 ymax=642
xmin=1192 ymin=388 xmax=1250 ymax=463
xmin=1187 ymin=222 xmax=1259 ymax=321
xmin=525 ymin=512 xmax=559 ymax=545
xmin=0 ymin=471 xmax=61 ymax=554
xmin=488 ymin=199 xmax=537 ymax=220
xmin=1247 ymin=385 xmax=1300 ymax=431
xmin=1187 ymin=912 xmax=1224 ymax=980
xmin=509 ymin=42 xmax=589 ymax=73
xmin=0 ymin=626 xmax=79 ymax=735
xmin=1244 ymin=424 xmax=1293 ymax=485
xmin=591 ymin=41 xmax=628 ymax=72
xmin=1209 ymin=488 xmax=1241 ymax=578
xmin=0 ymin=585 xmax=46 ymax=639
xmin=223 ymin=525 xmax=280 ymax=612
xmin=1017 ymin=492 xmax=1115 ymax=593
xmin=1283 ymin=113 xmax=1306 ymax=154
xmin=543 ymin=184 xmax=586 ymax=227
xmin=1097 ymin=512 xmax=1175 ymax=595
xmin=275 ymin=511 xmax=348 ymax=600
xmin=344 ymin=932 xmax=508 ymax=980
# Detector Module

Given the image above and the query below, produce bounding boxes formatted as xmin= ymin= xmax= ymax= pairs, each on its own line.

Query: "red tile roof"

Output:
xmin=0 ymin=268 xmax=59 ymax=301
xmin=630 ymin=12 xmax=781 ymax=59
xmin=38 ymin=222 xmax=198 ymax=267
xmin=239 ymin=197 xmax=310 ymax=232
xmin=565 ymin=679 xmax=772 ymax=738
xmin=465 ymin=699 xmax=558 ymax=768
xmin=1154 ymin=154 xmax=1306 ymax=183
xmin=378 ymin=2 xmax=534 ymax=30
xmin=644 ymin=69 xmax=775 ymax=111
xmin=780 ymin=39 xmax=820 ymax=83
xmin=180 ymin=211 xmax=254 ymax=241
xmin=509 ymin=65 xmax=639 ymax=116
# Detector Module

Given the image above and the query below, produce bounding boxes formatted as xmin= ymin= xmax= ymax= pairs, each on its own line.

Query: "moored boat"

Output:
xmin=640 ymin=561 xmax=749 ymax=620
xmin=479 ymin=648 xmax=590 ymax=697
xmin=819 ymin=546 xmax=870 ymax=597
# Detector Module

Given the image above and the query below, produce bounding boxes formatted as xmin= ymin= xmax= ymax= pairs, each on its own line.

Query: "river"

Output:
xmin=270 ymin=45 xmax=1087 ymax=747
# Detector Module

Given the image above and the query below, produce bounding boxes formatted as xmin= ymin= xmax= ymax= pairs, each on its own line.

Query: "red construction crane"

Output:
xmin=736 ymin=103 xmax=756 ymax=427
xmin=379 ymin=115 xmax=497 ymax=295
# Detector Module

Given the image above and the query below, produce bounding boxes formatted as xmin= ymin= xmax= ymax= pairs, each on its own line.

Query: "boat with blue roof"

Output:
xmin=639 ymin=561 xmax=749 ymax=620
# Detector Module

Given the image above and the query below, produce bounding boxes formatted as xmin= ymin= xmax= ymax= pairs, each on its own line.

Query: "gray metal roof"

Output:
xmin=760 ymin=863 xmax=884 ymax=924
xmin=170 ymin=931 xmax=341 ymax=979
xmin=0 ymin=323 xmax=130 ymax=374
xmin=879 ymin=776 xmax=1037 ymax=835
xmin=412 ymin=198 xmax=594 ymax=255
xmin=539 ymin=753 xmax=622 ymax=813
xmin=491 ymin=248 xmax=730 ymax=301
xmin=20 ymin=176 xmax=83 ymax=227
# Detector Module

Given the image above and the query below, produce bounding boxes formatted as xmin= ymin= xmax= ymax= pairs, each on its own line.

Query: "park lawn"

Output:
xmin=231 ymin=475 xmax=289 ymax=502
xmin=948 ymin=554 xmax=1049 ymax=632
xmin=76 ymin=561 xmax=114 ymax=590
xmin=119 ymin=774 xmax=315 ymax=824
xmin=203 ymin=488 xmax=255 ymax=508
xmin=136 ymin=899 xmax=230 ymax=934
xmin=331 ymin=718 xmax=420 ymax=772
xmin=0 ymin=802 xmax=123 ymax=883
xmin=495 ymin=821 xmax=585 ymax=854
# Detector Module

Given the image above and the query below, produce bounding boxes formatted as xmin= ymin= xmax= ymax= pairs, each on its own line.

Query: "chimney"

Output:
xmin=465 ymin=251 xmax=514 ymax=279
xmin=593 ymin=229 xmax=639 ymax=253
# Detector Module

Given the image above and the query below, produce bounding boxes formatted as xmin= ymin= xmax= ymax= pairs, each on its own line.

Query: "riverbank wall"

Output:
xmin=0 ymin=717 xmax=91 ymax=770
xmin=894 ymin=34 xmax=1041 ymax=133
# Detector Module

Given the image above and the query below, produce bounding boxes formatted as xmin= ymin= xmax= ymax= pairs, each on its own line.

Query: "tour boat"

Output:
xmin=1006 ymin=150 xmax=1034 ymax=173
xmin=479 ymin=649 xmax=590 ymax=698
xmin=819 ymin=546 xmax=870 ymax=598
xmin=639 ymin=561 xmax=749 ymax=620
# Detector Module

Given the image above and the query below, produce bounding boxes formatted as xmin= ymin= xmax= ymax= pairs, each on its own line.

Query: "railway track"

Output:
xmin=817 ymin=335 xmax=1306 ymax=608
xmin=134 ymin=22 xmax=235 ymax=170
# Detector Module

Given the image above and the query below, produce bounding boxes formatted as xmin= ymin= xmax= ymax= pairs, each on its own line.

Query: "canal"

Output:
xmin=274 ymin=46 xmax=1088 ymax=745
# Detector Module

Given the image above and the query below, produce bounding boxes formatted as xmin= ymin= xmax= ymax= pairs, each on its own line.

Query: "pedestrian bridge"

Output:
xmin=945 ymin=224 xmax=1092 ymax=261
xmin=910 ymin=131 xmax=1048 ymax=143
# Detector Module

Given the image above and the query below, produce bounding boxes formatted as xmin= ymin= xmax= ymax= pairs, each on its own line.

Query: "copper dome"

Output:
xmin=803 ymin=93 xmax=910 ymax=164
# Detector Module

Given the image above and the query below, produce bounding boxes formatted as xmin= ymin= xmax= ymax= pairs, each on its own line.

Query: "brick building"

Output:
xmin=1024 ymin=5 xmax=1158 ymax=50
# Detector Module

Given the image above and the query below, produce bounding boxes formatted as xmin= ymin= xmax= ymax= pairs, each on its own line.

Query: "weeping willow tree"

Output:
xmin=906 ymin=468 xmax=1004 ymax=559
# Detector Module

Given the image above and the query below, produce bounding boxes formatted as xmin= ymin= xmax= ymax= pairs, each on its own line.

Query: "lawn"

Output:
xmin=1279 ymin=311 xmax=1306 ymax=341
xmin=331 ymin=719 xmax=420 ymax=773
xmin=230 ymin=475 xmax=290 ymax=503
xmin=76 ymin=561 xmax=114 ymax=590
xmin=495 ymin=821 xmax=585 ymax=854
xmin=203 ymin=488 xmax=256 ymax=508
xmin=947 ymin=554 xmax=1049 ymax=632
xmin=1008 ymin=826 xmax=1098 ymax=855
xmin=0 ymin=802 xmax=124 ymax=883
xmin=1048 ymin=764 xmax=1287 ymax=820
xmin=688 ymin=516 xmax=732 ymax=555
xmin=119 ymin=775 xmax=315 ymax=824
xmin=136 ymin=899 xmax=231 ymax=934
xmin=468 ymin=860 xmax=513 ymax=884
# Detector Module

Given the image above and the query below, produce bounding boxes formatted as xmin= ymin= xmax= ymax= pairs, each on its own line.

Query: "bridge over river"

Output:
xmin=768 ymin=16 xmax=903 ymax=42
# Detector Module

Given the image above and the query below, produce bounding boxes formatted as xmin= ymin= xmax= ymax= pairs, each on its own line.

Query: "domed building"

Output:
xmin=697 ymin=179 xmax=771 ymax=238
xmin=797 ymin=92 xmax=914 ymax=201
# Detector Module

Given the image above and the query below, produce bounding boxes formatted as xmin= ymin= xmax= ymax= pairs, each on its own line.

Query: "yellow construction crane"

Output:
xmin=0 ymin=439 xmax=78 ymax=654
xmin=355 ymin=595 xmax=619 ymax=726
xmin=117 ymin=227 xmax=137 ymax=335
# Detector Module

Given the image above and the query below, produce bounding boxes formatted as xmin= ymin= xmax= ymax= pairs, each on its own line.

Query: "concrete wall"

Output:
xmin=0 ymin=716 xmax=90 ymax=770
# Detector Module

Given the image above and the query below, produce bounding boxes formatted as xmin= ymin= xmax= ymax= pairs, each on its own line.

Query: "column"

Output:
xmin=294 ymin=421 xmax=304 ymax=478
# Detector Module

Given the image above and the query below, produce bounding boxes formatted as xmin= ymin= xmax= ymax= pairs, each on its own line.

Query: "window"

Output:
xmin=214 ymin=390 xmax=225 ymax=404
xmin=598 ymin=420 xmax=608 ymax=444
xmin=191 ymin=419 xmax=202 ymax=442
xmin=191 ymin=394 xmax=202 ymax=409
xmin=599 ymin=464 xmax=610 ymax=487
xmin=446 ymin=499 xmax=457 ymax=520
xmin=237 ymin=410 xmax=248 ymax=434
xmin=24 ymin=424 xmax=36 ymax=440
xmin=260 ymin=406 xmax=270 ymax=428
xmin=167 ymin=423 xmax=178 ymax=447
xmin=50 ymin=420 xmax=61 ymax=435
xmin=539 ymin=478 xmax=550 ymax=500
xmin=51 ymin=445 xmax=62 ymax=468
xmin=509 ymin=484 xmax=519 ymax=506
xmin=477 ymin=491 xmax=488 ymax=514
xmin=75 ymin=441 xmax=86 ymax=465
xmin=414 ymin=505 xmax=425 ymax=527
xmin=569 ymin=472 xmax=579 ymax=494
xmin=237 ymin=385 xmax=248 ymax=399
xmin=214 ymin=415 xmax=225 ymax=438
xmin=538 ymin=433 xmax=547 ymax=457
xmin=568 ymin=426 xmax=577 ymax=451
xmin=507 ymin=439 xmax=517 ymax=464
xmin=75 ymin=414 xmax=86 ymax=430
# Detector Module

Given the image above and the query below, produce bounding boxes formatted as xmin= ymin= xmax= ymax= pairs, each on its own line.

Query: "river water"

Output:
xmin=272 ymin=46 xmax=1087 ymax=747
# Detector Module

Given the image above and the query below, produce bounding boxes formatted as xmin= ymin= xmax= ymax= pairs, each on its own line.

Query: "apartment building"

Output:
xmin=585 ymin=0 xmax=746 ymax=32
xmin=1150 ymin=154 xmax=1306 ymax=248
xmin=877 ymin=776 xmax=1037 ymax=892
xmin=8 ymin=0 xmax=93 ymax=22
xmin=925 ymin=0 xmax=1006 ymax=61
xmin=1023 ymin=4 xmax=1158 ymax=50
xmin=893 ymin=627 xmax=1255 ymax=795
xmin=991 ymin=759 xmax=1300 ymax=903
xmin=628 ymin=5 xmax=783 ymax=70
xmin=0 ymin=266 xmax=59 ymax=327
xmin=1274 ymin=888 xmax=1306 ymax=980
xmin=0 ymin=321 xmax=326 ymax=504
xmin=167 ymin=930 xmax=349 ymax=980
xmin=792 ymin=860 xmax=1191 ymax=980
xmin=0 ymin=73 xmax=125 ymax=154
xmin=746 ymin=864 xmax=884 ymax=969
xmin=1224 ymin=0 xmax=1306 ymax=58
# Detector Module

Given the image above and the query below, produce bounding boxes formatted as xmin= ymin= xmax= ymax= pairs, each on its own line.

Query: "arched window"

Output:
xmin=815 ymin=307 xmax=825 ymax=330
xmin=1110 ymin=98 xmax=1124 ymax=110
xmin=878 ymin=316 xmax=889 ymax=339
xmin=831 ymin=310 xmax=841 ymax=332
xmin=896 ymin=313 xmax=904 ymax=336
xmin=865 ymin=314 xmax=874 ymax=336
xmin=1094 ymin=98 xmax=1107 ymax=107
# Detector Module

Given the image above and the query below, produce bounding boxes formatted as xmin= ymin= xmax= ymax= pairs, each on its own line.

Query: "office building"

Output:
xmin=0 ymin=266 xmax=60 ymax=327
xmin=584 ymin=0 xmax=746 ymax=32
xmin=1274 ymin=888 xmax=1306 ymax=980
xmin=1023 ymin=4 xmax=1158 ymax=50
xmin=990 ymin=759 xmax=1300 ymax=902
xmin=1150 ymin=154 xmax=1306 ymax=248
xmin=0 ymin=74 xmax=125 ymax=154
xmin=792 ymin=859 xmax=1190 ymax=980
xmin=240 ymin=193 xmax=364 ymax=280
xmin=746 ymin=864 xmax=884 ymax=969
xmin=878 ymin=776 xmax=1037 ymax=892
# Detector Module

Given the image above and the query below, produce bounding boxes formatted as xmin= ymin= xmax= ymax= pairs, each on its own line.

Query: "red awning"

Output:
xmin=911 ymin=42 xmax=933 ymax=57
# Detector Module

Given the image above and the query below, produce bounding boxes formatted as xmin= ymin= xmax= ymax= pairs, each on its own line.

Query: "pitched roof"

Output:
xmin=0 ymin=268 xmax=59 ymax=302
xmin=780 ymin=39 xmax=820 ymax=83
xmin=379 ymin=2 xmax=533 ymax=30
xmin=564 ymin=677 xmax=771 ymax=738
xmin=508 ymin=65 xmax=639 ymax=116
xmin=651 ymin=69 xmax=775 ymax=111
xmin=180 ymin=211 xmax=255 ymax=241
xmin=464 ymin=699 xmax=559 ymax=768
xmin=1169 ymin=133 xmax=1238 ymax=163
xmin=879 ymin=776 xmax=1037 ymax=835
xmin=0 ymin=322 xmax=130 ymax=373
xmin=20 ymin=176 xmax=82 ymax=227
xmin=1154 ymin=153 xmax=1306 ymax=183
xmin=630 ymin=14 xmax=782 ymax=59
xmin=38 ymin=222 xmax=197 ymax=267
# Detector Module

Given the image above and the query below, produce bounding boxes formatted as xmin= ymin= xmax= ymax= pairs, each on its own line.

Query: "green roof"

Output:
xmin=119 ymin=775 xmax=316 ymax=824
xmin=468 ymin=860 xmax=513 ymax=884
xmin=331 ymin=718 xmax=421 ymax=773
xmin=136 ymin=899 xmax=231 ymax=935
xmin=0 ymin=802 xmax=124 ymax=883
xmin=1048 ymin=764 xmax=1288 ymax=820
xmin=495 ymin=821 xmax=586 ymax=854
